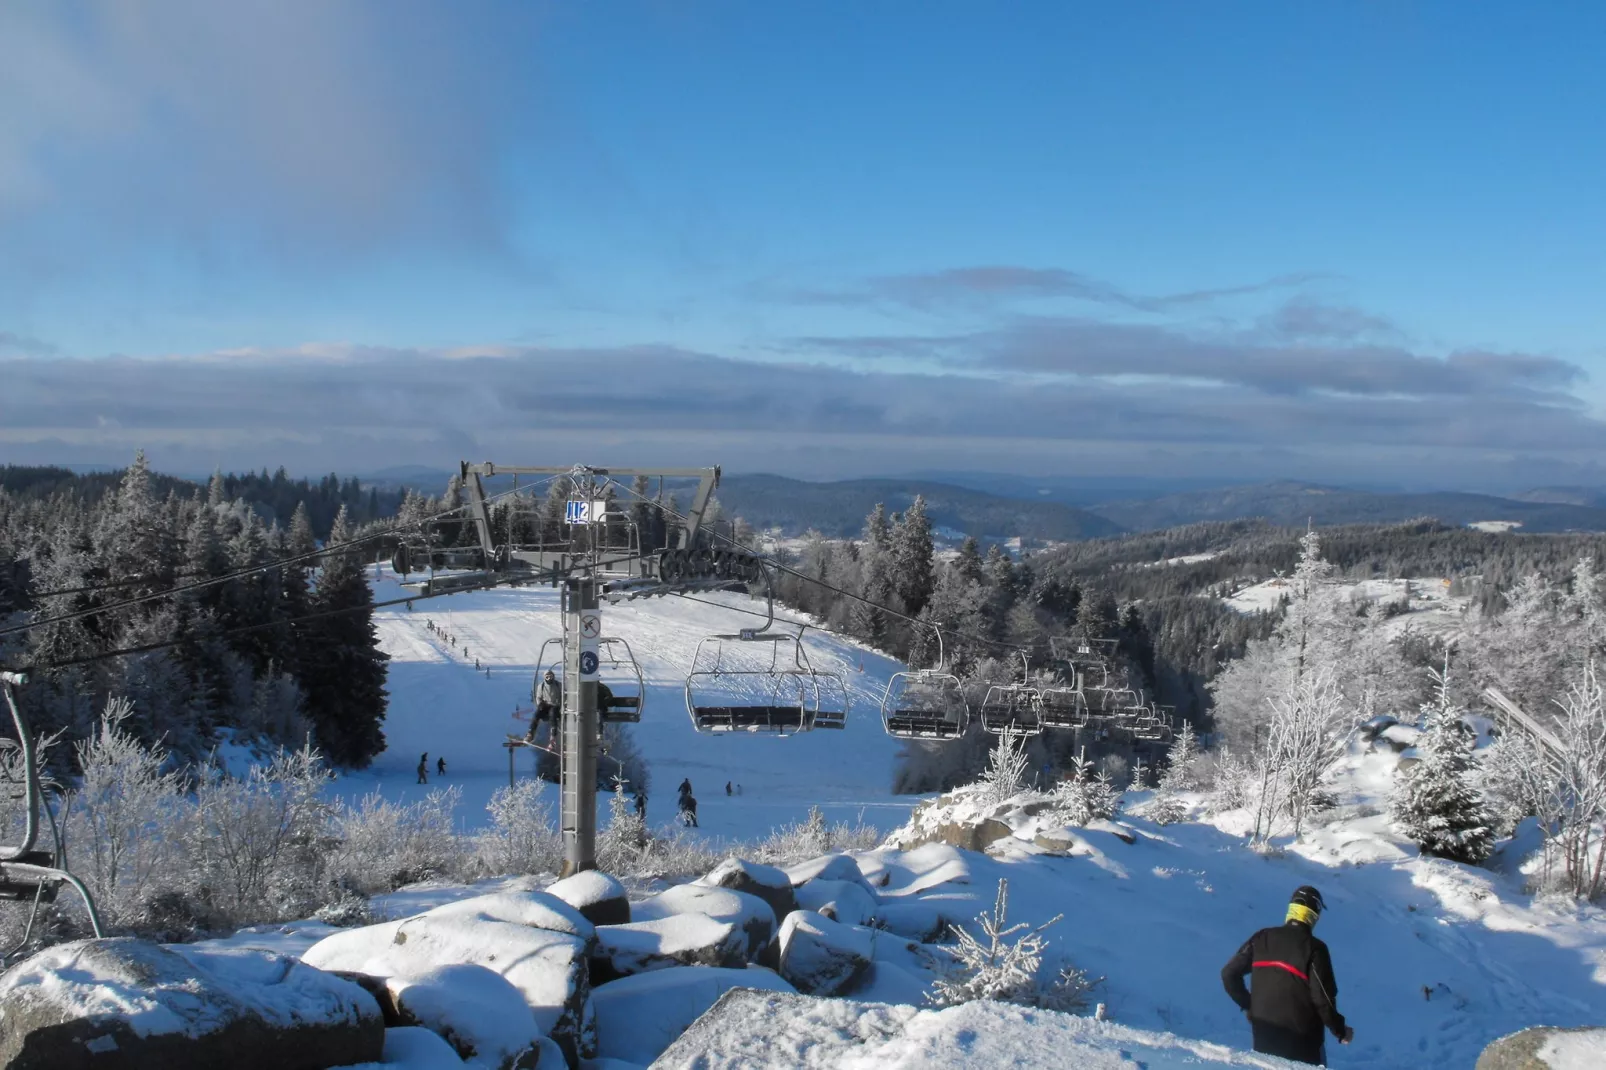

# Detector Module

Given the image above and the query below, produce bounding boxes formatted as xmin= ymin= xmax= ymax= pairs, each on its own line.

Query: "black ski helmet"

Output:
xmin=1290 ymin=885 xmax=1326 ymax=914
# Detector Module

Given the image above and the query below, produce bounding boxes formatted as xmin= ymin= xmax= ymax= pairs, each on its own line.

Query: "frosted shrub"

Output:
xmin=184 ymin=743 xmax=332 ymax=922
xmin=760 ymin=805 xmax=831 ymax=862
xmin=1159 ymin=722 xmax=1203 ymax=792
xmin=330 ymin=786 xmax=468 ymax=893
xmin=1207 ymin=747 xmax=1257 ymax=814
xmin=977 ymin=727 xmax=1031 ymax=808
xmin=477 ymin=781 xmax=561 ymax=877
xmin=928 ymin=878 xmax=1099 ymax=1013
xmin=636 ymin=825 xmax=722 ymax=879
xmin=1052 ymin=753 xmax=1120 ymax=827
xmin=597 ymin=781 xmax=647 ymax=875
xmin=66 ymin=698 xmax=184 ymax=931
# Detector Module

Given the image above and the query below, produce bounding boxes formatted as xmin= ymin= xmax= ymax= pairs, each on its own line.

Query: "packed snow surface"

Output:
xmin=334 ymin=569 xmax=913 ymax=839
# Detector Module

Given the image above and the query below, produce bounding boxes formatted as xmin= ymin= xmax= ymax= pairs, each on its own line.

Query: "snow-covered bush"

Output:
xmin=1391 ymin=670 xmax=1494 ymax=865
xmin=65 ymin=698 xmax=184 ymax=931
xmin=475 ymin=781 xmax=561 ymax=878
xmin=1051 ymin=753 xmax=1120 ymax=827
xmin=184 ymin=743 xmax=332 ymax=921
xmin=330 ymin=786 xmax=468 ymax=893
xmin=1159 ymin=722 xmax=1202 ymax=792
xmin=597 ymin=781 xmax=647 ymax=874
xmin=1251 ymin=666 xmax=1357 ymax=843
xmin=977 ymin=728 xmax=1031 ymax=808
xmin=1535 ymin=660 xmax=1606 ymax=900
xmin=928 ymin=878 xmax=1099 ymax=1013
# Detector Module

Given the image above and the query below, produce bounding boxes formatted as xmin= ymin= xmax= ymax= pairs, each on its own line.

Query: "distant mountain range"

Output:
xmin=713 ymin=475 xmax=1121 ymax=541
xmin=1086 ymin=481 xmax=1606 ymax=534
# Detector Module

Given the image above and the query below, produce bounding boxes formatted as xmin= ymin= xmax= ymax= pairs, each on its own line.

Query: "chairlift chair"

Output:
xmin=685 ymin=628 xmax=848 ymax=735
xmin=977 ymin=652 xmax=1043 ymax=735
xmin=532 ymin=635 xmax=646 ymax=724
xmin=1038 ymin=685 xmax=1090 ymax=729
xmin=881 ymin=629 xmax=969 ymax=740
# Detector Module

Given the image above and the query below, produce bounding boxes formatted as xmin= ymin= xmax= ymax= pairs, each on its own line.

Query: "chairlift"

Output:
xmin=882 ymin=628 xmax=969 ymax=740
xmin=685 ymin=623 xmax=847 ymax=735
xmin=531 ymin=634 xmax=645 ymax=723
xmin=978 ymin=652 xmax=1043 ymax=735
xmin=1039 ymin=684 xmax=1090 ymax=729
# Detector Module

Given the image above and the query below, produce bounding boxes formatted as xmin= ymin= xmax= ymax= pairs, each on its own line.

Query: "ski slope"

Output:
xmin=327 ymin=569 xmax=917 ymax=839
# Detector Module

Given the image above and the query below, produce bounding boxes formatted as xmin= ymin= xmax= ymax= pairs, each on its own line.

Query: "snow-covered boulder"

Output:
xmin=697 ymin=857 xmax=798 ymax=922
xmin=776 ymin=910 xmax=874 ymax=996
xmin=590 ymin=915 xmax=747 ymax=983
xmin=631 ymin=884 xmax=777 ymax=960
xmin=547 ymin=872 xmax=630 ymax=928
xmin=589 ymin=967 xmax=794 ymax=1065
xmin=874 ymin=900 xmax=962 ymax=943
xmin=385 ymin=964 xmax=542 ymax=1070
xmin=844 ymin=960 xmax=929 ymax=1006
xmin=423 ymin=889 xmax=596 ymax=946
xmin=793 ymin=878 xmax=878 ymax=927
xmin=303 ymin=912 xmax=594 ymax=1064
xmin=0 ymin=937 xmax=383 ymax=1070
xmin=332 ymin=1025 xmax=468 ymax=1068
xmin=784 ymin=853 xmax=875 ymax=893
xmin=1379 ymin=723 xmax=1423 ymax=753
xmin=1476 ymin=1025 xmax=1606 ymax=1070
xmin=1083 ymin=818 xmax=1137 ymax=845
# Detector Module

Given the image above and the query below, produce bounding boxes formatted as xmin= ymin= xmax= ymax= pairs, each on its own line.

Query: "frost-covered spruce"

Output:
xmin=1392 ymin=675 xmax=1494 ymax=865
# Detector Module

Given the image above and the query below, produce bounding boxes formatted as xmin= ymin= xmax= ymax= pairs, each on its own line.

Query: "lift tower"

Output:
xmin=395 ymin=463 xmax=751 ymax=876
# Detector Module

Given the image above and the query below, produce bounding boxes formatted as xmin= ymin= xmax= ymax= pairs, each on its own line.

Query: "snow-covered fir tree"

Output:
xmin=1392 ymin=668 xmax=1494 ymax=864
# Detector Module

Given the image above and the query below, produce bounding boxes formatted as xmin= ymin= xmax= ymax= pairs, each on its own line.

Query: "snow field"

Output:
xmin=332 ymin=570 xmax=917 ymax=842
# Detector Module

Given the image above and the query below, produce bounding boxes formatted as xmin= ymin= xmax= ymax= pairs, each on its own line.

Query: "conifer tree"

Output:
xmin=1392 ymin=670 xmax=1494 ymax=864
xmin=891 ymin=495 xmax=934 ymax=618
xmin=298 ymin=507 xmax=389 ymax=766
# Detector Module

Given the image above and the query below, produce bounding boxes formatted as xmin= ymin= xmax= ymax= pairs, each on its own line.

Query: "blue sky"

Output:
xmin=2 ymin=2 xmax=1604 ymax=488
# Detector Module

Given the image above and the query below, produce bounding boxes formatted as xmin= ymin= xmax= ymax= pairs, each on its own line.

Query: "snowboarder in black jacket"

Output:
xmin=1222 ymin=886 xmax=1353 ymax=1065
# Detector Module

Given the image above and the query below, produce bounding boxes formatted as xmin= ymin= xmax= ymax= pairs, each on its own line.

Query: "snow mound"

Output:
xmin=589 ymin=969 xmax=794 ymax=1065
xmin=592 ymin=914 xmax=747 ymax=981
xmin=425 ymin=888 xmax=596 ymax=944
xmin=785 ymin=853 xmax=876 ymax=891
xmin=333 ymin=1025 xmax=469 ymax=1068
xmin=630 ymin=884 xmax=777 ymax=960
xmin=0 ymin=938 xmax=383 ymax=1069
xmin=655 ymin=989 xmax=1288 ymax=1069
xmin=548 ymin=871 xmax=630 ymax=927
xmin=794 ymin=878 xmax=879 ymax=926
xmin=777 ymin=910 xmax=874 ymax=996
xmin=386 ymin=963 xmax=541 ymax=1070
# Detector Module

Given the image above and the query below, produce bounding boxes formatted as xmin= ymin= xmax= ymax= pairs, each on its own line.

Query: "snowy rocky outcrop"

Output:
xmin=697 ymin=857 xmax=798 ymax=921
xmin=589 ymin=966 xmax=795 ymax=1065
xmin=383 ymin=964 xmax=542 ymax=1070
xmin=794 ymin=877 xmax=879 ymax=926
xmin=302 ymin=889 xmax=595 ymax=1064
xmin=1476 ymin=1026 xmax=1606 ymax=1070
xmin=0 ymin=937 xmax=383 ymax=1070
xmin=776 ymin=909 xmax=875 ymax=996
xmin=590 ymin=914 xmax=747 ymax=982
xmin=885 ymin=785 xmax=1132 ymax=856
xmin=546 ymin=871 xmax=630 ymax=927
xmin=631 ymin=883 xmax=778 ymax=960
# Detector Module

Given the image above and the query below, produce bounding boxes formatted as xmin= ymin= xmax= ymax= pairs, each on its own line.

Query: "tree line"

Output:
xmin=0 ymin=453 xmax=390 ymax=769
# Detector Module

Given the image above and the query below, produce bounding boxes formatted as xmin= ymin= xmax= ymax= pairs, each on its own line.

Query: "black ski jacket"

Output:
xmin=1222 ymin=922 xmax=1346 ymax=1046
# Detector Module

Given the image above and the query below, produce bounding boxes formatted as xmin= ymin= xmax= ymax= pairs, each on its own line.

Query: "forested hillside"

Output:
xmin=0 ymin=454 xmax=391 ymax=768
xmin=0 ymin=465 xmax=408 ymax=540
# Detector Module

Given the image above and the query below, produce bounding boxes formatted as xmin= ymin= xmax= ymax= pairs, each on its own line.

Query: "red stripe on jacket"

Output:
xmin=1253 ymin=960 xmax=1309 ymax=981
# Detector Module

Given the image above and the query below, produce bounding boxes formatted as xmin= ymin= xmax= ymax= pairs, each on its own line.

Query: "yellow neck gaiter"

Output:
xmin=1286 ymin=903 xmax=1319 ymax=927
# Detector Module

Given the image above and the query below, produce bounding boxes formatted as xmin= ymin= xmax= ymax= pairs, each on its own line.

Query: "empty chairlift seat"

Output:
xmin=882 ymin=671 xmax=969 ymax=740
xmin=979 ymin=684 xmax=1043 ymax=735
xmin=1039 ymin=685 xmax=1090 ymax=729
xmin=685 ymin=631 xmax=848 ymax=735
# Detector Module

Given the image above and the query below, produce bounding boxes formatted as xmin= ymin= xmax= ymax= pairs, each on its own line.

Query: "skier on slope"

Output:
xmin=678 ymin=777 xmax=692 ymax=797
xmin=1222 ymin=886 xmax=1353 ymax=1065
xmin=417 ymin=753 xmax=429 ymax=785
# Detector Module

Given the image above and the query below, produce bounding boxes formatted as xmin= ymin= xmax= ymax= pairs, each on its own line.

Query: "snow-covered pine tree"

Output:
xmin=1392 ymin=668 xmax=1494 ymax=864
xmin=1160 ymin=721 xmax=1202 ymax=792
xmin=890 ymin=496 xmax=934 ymax=618
xmin=597 ymin=779 xmax=646 ymax=873
xmin=298 ymin=506 xmax=389 ymax=767
xmin=978 ymin=726 xmax=1031 ymax=806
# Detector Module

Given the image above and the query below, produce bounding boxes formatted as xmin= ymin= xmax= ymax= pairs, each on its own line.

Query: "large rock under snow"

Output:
xmin=590 ymin=914 xmax=746 ymax=983
xmin=1476 ymin=1026 xmax=1606 ymax=1070
xmin=546 ymin=871 xmax=630 ymax=927
xmin=784 ymin=853 xmax=875 ymax=892
xmin=303 ymin=901 xmax=594 ymax=1063
xmin=776 ymin=909 xmax=874 ymax=996
xmin=698 ymin=858 xmax=798 ymax=922
xmin=631 ymin=884 xmax=777 ymax=960
xmin=0 ymin=937 xmax=383 ymax=1070
xmin=385 ymin=964 xmax=541 ymax=1070
xmin=589 ymin=968 xmax=794 ymax=1065
xmin=422 ymin=888 xmax=596 ymax=946
xmin=793 ymin=878 xmax=878 ymax=927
